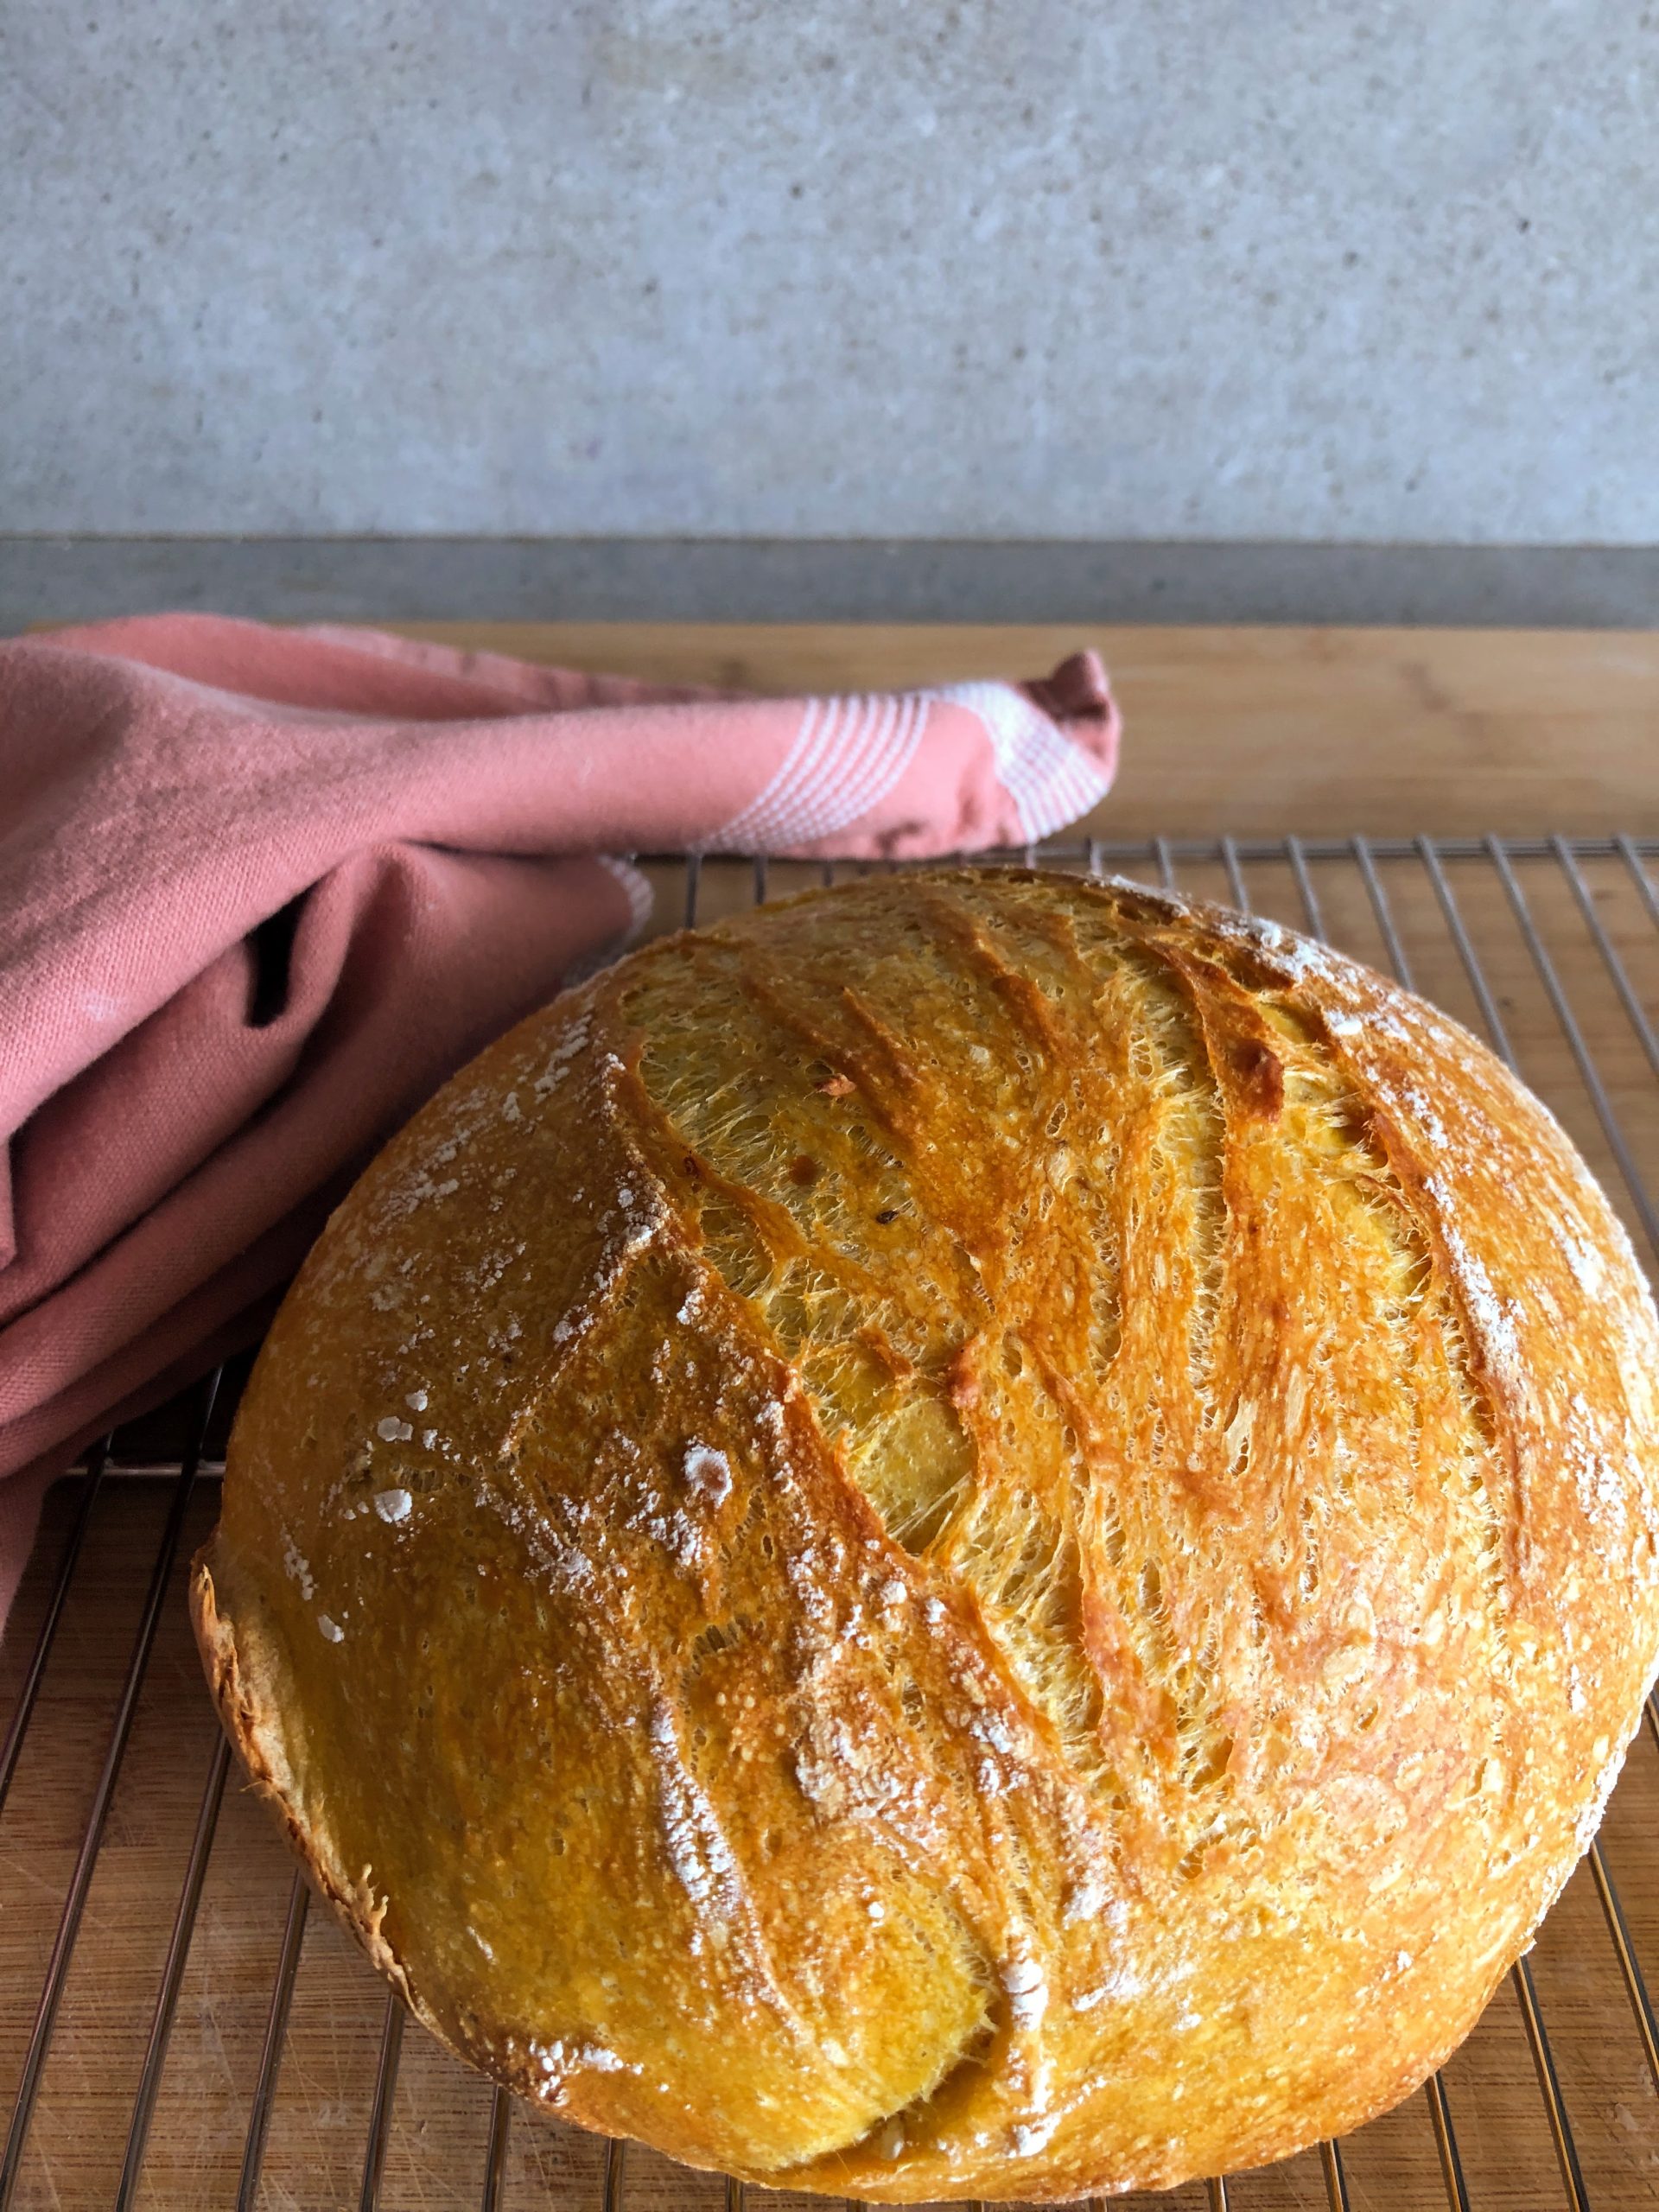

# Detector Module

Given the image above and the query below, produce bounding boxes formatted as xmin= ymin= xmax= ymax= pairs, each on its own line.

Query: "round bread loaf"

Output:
xmin=194 ymin=868 xmax=1659 ymax=2202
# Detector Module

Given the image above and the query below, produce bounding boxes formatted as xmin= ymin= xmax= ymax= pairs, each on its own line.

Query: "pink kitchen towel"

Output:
xmin=0 ymin=613 xmax=1120 ymax=1624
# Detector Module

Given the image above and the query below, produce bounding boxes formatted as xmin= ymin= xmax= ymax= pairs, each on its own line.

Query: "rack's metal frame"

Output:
xmin=6 ymin=834 xmax=1659 ymax=2212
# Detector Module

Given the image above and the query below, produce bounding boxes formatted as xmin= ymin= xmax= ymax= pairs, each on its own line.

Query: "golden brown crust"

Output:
xmin=194 ymin=870 xmax=1659 ymax=2202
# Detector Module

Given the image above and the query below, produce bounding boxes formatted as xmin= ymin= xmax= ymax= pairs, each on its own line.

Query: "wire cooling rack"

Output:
xmin=7 ymin=835 xmax=1659 ymax=2212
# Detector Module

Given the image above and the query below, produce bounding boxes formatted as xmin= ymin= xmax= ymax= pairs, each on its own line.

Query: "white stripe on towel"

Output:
xmin=593 ymin=855 xmax=656 ymax=939
xmin=921 ymin=682 xmax=1113 ymax=842
xmin=704 ymin=691 xmax=928 ymax=852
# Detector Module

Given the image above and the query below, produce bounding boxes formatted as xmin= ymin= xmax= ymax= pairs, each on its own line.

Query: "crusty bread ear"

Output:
xmin=194 ymin=869 xmax=1659 ymax=2202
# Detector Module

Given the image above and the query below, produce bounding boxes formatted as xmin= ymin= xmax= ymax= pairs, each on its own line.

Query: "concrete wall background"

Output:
xmin=4 ymin=1 xmax=1656 ymax=543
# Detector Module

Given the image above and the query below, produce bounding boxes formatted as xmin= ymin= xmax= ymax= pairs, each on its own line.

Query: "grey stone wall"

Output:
xmin=4 ymin=3 xmax=1655 ymax=543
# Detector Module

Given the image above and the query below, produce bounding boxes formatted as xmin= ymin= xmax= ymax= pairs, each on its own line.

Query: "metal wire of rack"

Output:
xmin=6 ymin=835 xmax=1659 ymax=2211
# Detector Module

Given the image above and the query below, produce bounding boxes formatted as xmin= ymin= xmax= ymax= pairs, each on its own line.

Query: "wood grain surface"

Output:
xmin=4 ymin=625 xmax=1659 ymax=2212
